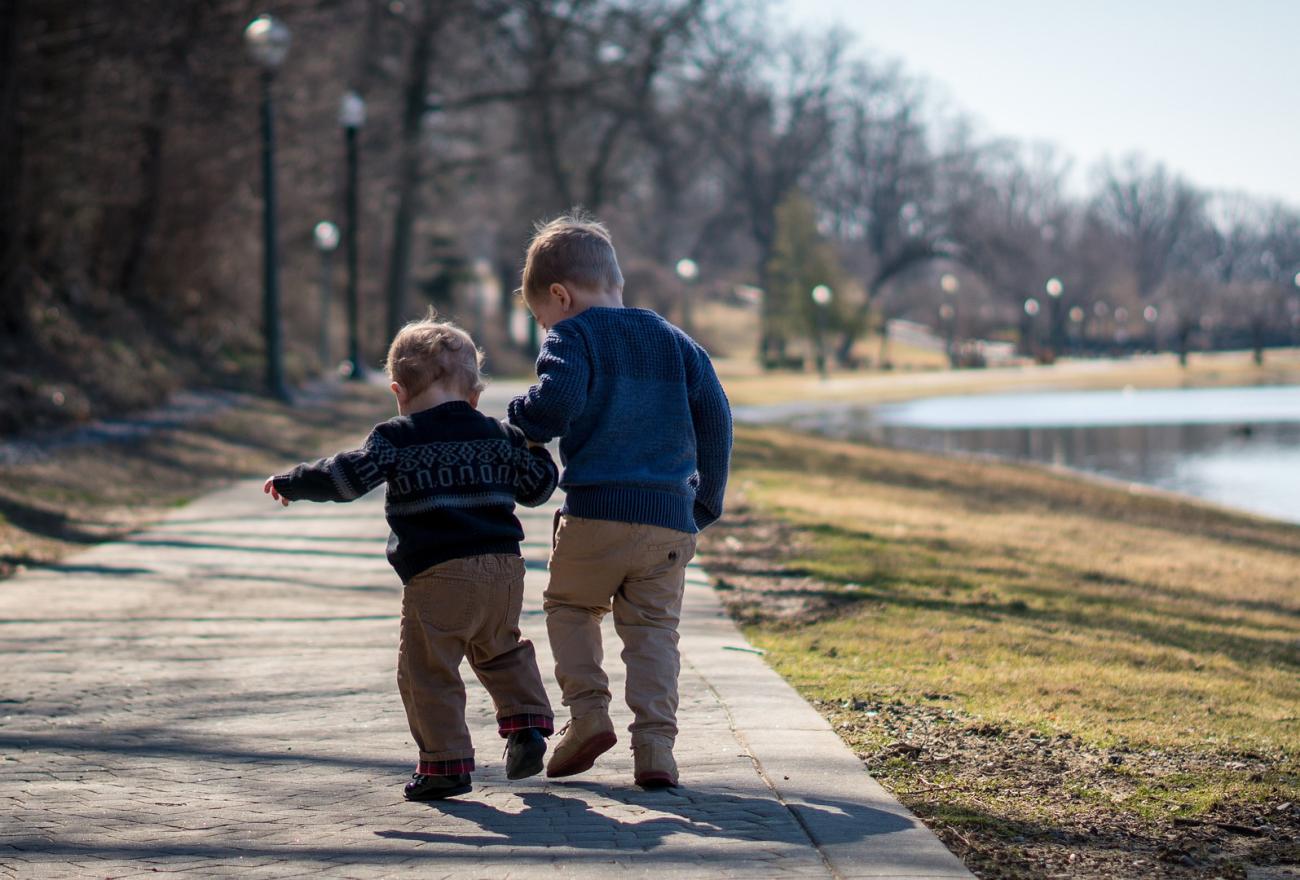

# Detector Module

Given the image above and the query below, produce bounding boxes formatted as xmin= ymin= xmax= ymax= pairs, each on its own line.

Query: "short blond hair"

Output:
xmin=384 ymin=313 xmax=485 ymax=397
xmin=521 ymin=210 xmax=624 ymax=301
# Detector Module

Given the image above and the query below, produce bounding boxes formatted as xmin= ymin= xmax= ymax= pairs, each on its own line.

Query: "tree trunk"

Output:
xmin=384 ymin=1 xmax=441 ymax=344
xmin=117 ymin=5 xmax=206 ymax=303
xmin=0 ymin=0 xmax=24 ymax=334
xmin=836 ymin=282 xmax=880 ymax=368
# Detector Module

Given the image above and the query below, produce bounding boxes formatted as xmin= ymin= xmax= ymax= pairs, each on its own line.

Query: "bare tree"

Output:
xmin=382 ymin=0 xmax=458 ymax=344
xmin=1093 ymin=155 xmax=1204 ymax=302
xmin=954 ymin=143 xmax=1078 ymax=356
xmin=699 ymin=28 xmax=845 ymax=361
xmin=821 ymin=61 xmax=960 ymax=364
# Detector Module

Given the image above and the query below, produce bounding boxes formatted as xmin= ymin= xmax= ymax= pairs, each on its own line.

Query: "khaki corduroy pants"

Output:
xmin=397 ymin=554 xmax=552 ymax=763
xmin=543 ymin=514 xmax=697 ymax=746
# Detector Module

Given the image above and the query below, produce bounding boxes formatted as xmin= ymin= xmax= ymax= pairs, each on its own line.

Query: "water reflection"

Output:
xmin=771 ymin=386 xmax=1300 ymax=525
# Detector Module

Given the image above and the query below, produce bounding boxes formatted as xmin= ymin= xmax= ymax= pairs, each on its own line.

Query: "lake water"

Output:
xmin=740 ymin=385 xmax=1300 ymax=525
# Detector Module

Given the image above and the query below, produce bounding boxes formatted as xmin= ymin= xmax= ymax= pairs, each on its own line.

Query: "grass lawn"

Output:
xmin=700 ymin=424 xmax=1299 ymax=879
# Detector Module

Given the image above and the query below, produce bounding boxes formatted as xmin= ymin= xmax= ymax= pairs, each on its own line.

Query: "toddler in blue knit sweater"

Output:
xmin=508 ymin=211 xmax=733 ymax=788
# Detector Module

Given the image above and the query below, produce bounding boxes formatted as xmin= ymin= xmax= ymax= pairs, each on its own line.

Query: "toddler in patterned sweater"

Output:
xmin=264 ymin=316 xmax=558 ymax=801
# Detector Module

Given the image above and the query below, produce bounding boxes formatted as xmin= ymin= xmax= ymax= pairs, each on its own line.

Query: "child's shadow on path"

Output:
xmin=376 ymin=785 xmax=911 ymax=851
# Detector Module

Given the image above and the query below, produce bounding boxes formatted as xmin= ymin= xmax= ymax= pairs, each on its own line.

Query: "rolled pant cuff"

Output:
xmin=416 ymin=757 xmax=475 ymax=775
xmin=498 ymin=712 xmax=554 ymax=738
xmin=418 ymin=747 xmax=475 ymax=763
xmin=567 ymin=696 xmax=611 ymax=719
xmin=631 ymin=732 xmax=676 ymax=749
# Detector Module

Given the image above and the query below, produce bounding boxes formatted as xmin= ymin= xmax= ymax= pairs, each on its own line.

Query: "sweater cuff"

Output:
xmin=507 ymin=396 xmax=552 ymax=443
xmin=693 ymin=499 xmax=721 ymax=532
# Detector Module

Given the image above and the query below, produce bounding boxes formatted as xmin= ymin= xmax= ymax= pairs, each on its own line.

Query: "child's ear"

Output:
xmin=549 ymin=282 xmax=572 ymax=312
xmin=390 ymin=381 xmax=406 ymax=402
xmin=467 ymin=388 xmax=482 ymax=408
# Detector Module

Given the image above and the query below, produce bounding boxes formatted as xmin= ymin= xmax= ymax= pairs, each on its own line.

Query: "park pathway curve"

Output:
xmin=0 ymin=393 xmax=970 ymax=880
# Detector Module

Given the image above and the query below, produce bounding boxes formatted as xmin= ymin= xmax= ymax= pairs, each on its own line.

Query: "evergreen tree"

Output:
xmin=764 ymin=191 xmax=846 ymax=369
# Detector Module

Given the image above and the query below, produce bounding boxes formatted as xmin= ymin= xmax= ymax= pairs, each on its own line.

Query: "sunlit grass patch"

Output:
xmin=702 ymin=425 xmax=1299 ymax=874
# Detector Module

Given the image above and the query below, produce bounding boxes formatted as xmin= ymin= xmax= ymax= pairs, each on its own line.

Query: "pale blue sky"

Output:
xmin=778 ymin=0 xmax=1300 ymax=208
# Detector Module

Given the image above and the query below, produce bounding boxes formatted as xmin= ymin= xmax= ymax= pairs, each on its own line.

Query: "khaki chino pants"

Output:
xmin=544 ymin=514 xmax=697 ymax=746
xmin=397 ymin=554 xmax=552 ymax=764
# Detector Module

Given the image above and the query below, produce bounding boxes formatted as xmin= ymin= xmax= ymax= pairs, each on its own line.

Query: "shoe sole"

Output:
xmin=545 ymin=731 xmax=618 ymax=778
xmin=506 ymin=741 xmax=547 ymax=780
xmin=634 ymin=772 xmax=678 ymax=790
xmin=404 ymin=782 xmax=472 ymax=801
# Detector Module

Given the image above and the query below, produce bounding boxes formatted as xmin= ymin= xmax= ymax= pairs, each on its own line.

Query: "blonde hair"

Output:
xmin=384 ymin=312 xmax=485 ymax=397
xmin=521 ymin=209 xmax=624 ymax=301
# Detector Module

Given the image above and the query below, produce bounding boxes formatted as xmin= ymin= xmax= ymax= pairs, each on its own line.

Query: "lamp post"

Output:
xmin=1113 ymin=306 xmax=1130 ymax=350
xmin=1045 ymin=277 xmax=1063 ymax=356
xmin=1068 ymin=305 xmax=1085 ymax=351
xmin=1023 ymin=297 xmax=1041 ymax=359
xmin=339 ymin=90 xmax=366 ymax=379
xmin=1093 ymin=301 xmax=1109 ymax=354
xmin=810 ymin=284 xmax=833 ymax=378
xmin=244 ymin=14 xmax=291 ymax=400
xmin=1143 ymin=305 xmax=1159 ymax=352
xmin=313 ymin=221 xmax=340 ymax=369
xmin=940 ymin=273 xmax=959 ymax=367
xmin=1290 ymin=271 xmax=1300 ymax=348
xmin=675 ymin=258 xmax=698 ymax=335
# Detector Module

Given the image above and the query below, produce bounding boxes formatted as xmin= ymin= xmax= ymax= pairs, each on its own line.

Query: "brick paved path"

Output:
xmin=0 ymin=397 xmax=969 ymax=880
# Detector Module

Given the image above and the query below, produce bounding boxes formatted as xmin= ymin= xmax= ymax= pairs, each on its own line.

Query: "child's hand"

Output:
xmin=263 ymin=477 xmax=291 ymax=507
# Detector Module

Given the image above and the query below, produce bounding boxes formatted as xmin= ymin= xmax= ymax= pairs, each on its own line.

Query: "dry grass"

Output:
xmin=700 ymin=425 xmax=1299 ymax=877
xmin=720 ymin=425 xmax=1300 ymax=753
xmin=715 ymin=349 xmax=1300 ymax=407
xmin=0 ymin=383 xmax=394 ymax=579
xmin=691 ymin=300 xmax=951 ymax=380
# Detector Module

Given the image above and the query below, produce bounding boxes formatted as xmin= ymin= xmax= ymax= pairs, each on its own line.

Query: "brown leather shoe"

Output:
xmin=633 ymin=739 xmax=678 ymax=789
xmin=545 ymin=712 xmax=617 ymax=778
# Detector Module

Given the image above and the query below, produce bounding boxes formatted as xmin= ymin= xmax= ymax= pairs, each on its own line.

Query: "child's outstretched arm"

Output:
xmin=507 ymin=323 xmax=590 ymax=443
xmin=687 ymin=346 xmax=733 ymax=531
xmin=264 ymin=428 xmax=395 ymax=506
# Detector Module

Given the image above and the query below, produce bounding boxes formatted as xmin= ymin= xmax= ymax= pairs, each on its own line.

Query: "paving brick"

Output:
xmin=0 ymin=388 xmax=969 ymax=878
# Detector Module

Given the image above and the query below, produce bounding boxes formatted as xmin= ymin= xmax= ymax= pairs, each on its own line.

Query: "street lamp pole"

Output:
xmin=1045 ymin=277 xmax=1064 ymax=357
xmin=1292 ymin=272 xmax=1300 ymax=348
xmin=244 ymin=14 xmax=291 ymax=401
xmin=340 ymin=91 xmax=366 ymax=380
xmin=811 ymin=284 xmax=833 ymax=379
xmin=675 ymin=258 xmax=699 ymax=336
xmin=940 ymin=273 xmax=959 ymax=367
xmin=1068 ymin=305 xmax=1085 ymax=351
xmin=1143 ymin=305 xmax=1160 ymax=352
xmin=1023 ymin=297 xmax=1041 ymax=359
xmin=313 ymin=221 xmax=340 ymax=369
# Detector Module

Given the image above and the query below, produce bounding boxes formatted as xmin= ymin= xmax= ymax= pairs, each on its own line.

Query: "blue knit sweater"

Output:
xmin=507 ymin=307 xmax=732 ymax=534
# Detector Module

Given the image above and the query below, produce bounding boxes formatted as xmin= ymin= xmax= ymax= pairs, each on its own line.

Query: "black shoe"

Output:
xmin=404 ymin=772 xmax=472 ymax=801
xmin=505 ymin=728 xmax=547 ymax=780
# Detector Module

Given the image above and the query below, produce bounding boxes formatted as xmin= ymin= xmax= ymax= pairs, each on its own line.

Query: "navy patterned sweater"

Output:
xmin=272 ymin=400 xmax=558 ymax=583
xmin=508 ymin=307 xmax=732 ymax=534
